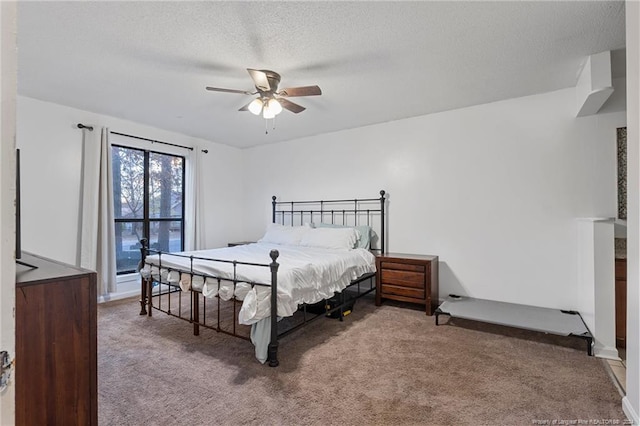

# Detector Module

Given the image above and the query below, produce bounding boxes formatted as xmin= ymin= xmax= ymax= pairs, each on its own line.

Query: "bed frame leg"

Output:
xmin=193 ymin=291 xmax=200 ymax=336
xmin=139 ymin=278 xmax=148 ymax=315
xmin=146 ymin=278 xmax=153 ymax=317
xmin=268 ymin=250 xmax=280 ymax=367
xmin=139 ymin=238 xmax=150 ymax=315
xmin=268 ymin=342 xmax=279 ymax=367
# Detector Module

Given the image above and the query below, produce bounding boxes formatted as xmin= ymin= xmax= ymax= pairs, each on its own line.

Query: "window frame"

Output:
xmin=112 ymin=143 xmax=186 ymax=275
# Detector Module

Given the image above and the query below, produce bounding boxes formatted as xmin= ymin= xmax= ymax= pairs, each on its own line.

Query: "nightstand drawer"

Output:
xmin=381 ymin=284 xmax=425 ymax=300
xmin=380 ymin=269 xmax=425 ymax=288
xmin=380 ymin=261 xmax=425 ymax=273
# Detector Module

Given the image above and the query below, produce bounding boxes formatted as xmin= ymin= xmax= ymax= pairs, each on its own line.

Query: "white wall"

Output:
xmin=16 ymin=96 xmax=244 ymax=267
xmin=600 ymin=77 xmax=627 ymax=115
xmin=592 ymin=220 xmax=616 ymax=357
xmin=243 ymin=87 xmax=624 ymax=313
xmin=624 ymin=0 xmax=640 ymax=423
xmin=573 ymin=102 xmax=627 ymax=353
xmin=0 ymin=2 xmax=17 ymax=423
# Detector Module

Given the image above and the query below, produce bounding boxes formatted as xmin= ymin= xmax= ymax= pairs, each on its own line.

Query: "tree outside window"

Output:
xmin=112 ymin=145 xmax=185 ymax=274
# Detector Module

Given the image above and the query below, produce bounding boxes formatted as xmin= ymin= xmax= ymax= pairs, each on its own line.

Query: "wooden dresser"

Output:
xmin=375 ymin=253 xmax=439 ymax=315
xmin=15 ymin=252 xmax=97 ymax=426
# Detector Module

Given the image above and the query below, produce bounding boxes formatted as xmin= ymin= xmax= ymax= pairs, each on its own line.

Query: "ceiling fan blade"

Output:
xmin=278 ymin=85 xmax=322 ymax=97
xmin=278 ymin=98 xmax=306 ymax=114
xmin=247 ymin=69 xmax=271 ymax=91
xmin=238 ymin=100 xmax=253 ymax=112
xmin=206 ymin=86 xmax=254 ymax=95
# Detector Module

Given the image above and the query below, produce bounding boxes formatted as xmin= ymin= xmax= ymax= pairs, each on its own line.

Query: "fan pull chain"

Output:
xmin=264 ymin=117 xmax=277 ymax=134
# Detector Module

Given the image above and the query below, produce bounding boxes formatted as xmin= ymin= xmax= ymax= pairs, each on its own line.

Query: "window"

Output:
xmin=112 ymin=145 xmax=185 ymax=274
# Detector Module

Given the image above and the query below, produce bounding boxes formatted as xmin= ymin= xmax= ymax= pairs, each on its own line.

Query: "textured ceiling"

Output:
xmin=17 ymin=1 xmax=625 ymax=148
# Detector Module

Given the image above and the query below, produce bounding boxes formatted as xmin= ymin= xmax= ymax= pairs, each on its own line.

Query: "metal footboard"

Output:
xmin=138 ymin=239 xmax=282 ymax=366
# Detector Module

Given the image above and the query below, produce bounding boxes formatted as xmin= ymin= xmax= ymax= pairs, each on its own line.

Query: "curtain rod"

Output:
xmin=77 ymin=124 xmax=208 ymax=154
xmin=111 ymin=131 xmax=209 ymax=154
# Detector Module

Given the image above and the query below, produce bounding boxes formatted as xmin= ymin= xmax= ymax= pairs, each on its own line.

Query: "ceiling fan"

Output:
xmin=206 ymin=68 xmax=322 ymax=119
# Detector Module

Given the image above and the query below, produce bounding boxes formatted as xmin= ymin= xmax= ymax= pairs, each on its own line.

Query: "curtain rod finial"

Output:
xmin=77 ymin=123 xmax=94 ymax=131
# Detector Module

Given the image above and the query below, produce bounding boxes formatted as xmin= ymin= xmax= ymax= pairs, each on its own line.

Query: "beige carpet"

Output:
xmin=98 ymin=294 xmax=626 ymax=425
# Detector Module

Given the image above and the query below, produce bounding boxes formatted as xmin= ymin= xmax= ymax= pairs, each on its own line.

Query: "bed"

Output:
xmin=138 ymin=190 xmax=387 ymax=366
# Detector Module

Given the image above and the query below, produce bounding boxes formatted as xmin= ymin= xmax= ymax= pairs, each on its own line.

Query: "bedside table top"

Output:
xmin=377 ymin=252 xmax=438 ymax=262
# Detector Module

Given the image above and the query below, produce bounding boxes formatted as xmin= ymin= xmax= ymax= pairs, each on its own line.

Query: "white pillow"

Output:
xmin=313 ymin=223 xmax=371 ymax=249
xmin=258 ymin=223 xmax=310 ymax=246
xmin=299 ymin=227 xmax=359 ymax=250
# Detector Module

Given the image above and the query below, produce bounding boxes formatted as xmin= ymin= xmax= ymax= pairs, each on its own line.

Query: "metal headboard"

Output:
xmin=271 ymin=190 xmax=386 ymax=253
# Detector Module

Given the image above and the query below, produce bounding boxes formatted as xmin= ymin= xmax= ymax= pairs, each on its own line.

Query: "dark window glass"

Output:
xmin=112 ymin=145 xmax=185 ymax=274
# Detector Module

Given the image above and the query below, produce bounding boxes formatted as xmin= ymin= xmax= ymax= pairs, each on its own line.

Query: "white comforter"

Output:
xmin=141 ymin=242 xmax=376 ymax=325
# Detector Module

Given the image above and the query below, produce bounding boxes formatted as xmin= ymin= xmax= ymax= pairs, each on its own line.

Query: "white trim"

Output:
xmin=594 ymin=343 xmax=621 ymax=361
xmin=96 ymin=272 xmax=139 ymax=303
xmin=623 ymin=396 xmax=639 ymax=424
xmin=98 ymin=289 xmax=139 ymax=304
xmin=116 ymin=272 xmax=138 ymax=284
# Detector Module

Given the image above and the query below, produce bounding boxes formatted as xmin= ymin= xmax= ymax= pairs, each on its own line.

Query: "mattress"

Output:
xmin=140 ymin=242 xmax=376 ymax=325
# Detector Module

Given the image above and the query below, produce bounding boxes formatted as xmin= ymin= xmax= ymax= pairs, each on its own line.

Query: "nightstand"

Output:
xmin=227 ymin=241 xmax=256 ymax=247
xmin=375 ymin=253 xmax=439 ymax=315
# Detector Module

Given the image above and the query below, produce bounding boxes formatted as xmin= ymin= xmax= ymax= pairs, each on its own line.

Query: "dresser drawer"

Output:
xmin=380 ymin=269 xmax=425 ymax=288
xmin=381 ymin=284 xmax=425 ymax=300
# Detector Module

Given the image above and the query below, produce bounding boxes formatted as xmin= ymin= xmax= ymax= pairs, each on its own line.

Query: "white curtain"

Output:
xmin=184 ymin=147 xmax=205 ymax=251
xmin=79 ymin=127 xmax=117 ymax=295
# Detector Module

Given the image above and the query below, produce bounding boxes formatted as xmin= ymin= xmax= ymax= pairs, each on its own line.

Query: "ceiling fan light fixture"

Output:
xmin=262 ymin=104 xmax=276 ymax=119
xmin=248 ymin=98 xmax=263 ymax=115
xmin=268 ymin=98 xmax=283 ymax=116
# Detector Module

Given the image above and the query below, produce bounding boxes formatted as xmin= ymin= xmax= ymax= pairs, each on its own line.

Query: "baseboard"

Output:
xmin=594 ymin=344 xmax=621 ymax=360
xmin=98 ymin=289 xmax=139 ymax=304
xmin=622 ymin=396 xmax=639 ymax=425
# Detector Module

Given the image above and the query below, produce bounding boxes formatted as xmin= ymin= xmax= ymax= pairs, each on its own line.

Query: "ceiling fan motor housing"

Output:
xmin=258 ymin=70 xmax=281 ymax=95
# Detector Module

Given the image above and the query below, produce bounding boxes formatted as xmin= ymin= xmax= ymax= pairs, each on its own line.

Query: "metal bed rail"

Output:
xmin=277 ymin=272 xmax=376 ymax=339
